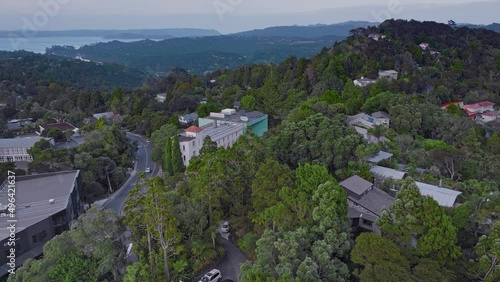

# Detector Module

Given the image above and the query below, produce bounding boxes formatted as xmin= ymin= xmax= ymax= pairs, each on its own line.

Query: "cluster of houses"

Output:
xmin=178 ymin=108 xmax=268 ymax=166
xmin=441 ymin=101 xmax=498 ymax=123
xmin=353 ymin=70 xmax=398 ymax=87
xmin=343 ymin=150 xmax=462 ymax=234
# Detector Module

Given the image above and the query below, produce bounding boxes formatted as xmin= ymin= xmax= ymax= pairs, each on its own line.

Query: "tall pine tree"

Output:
xmin=163 ymin=137 xmax=173 ymax=176
xmin=171 ymin=135 xmax=184 ymax=173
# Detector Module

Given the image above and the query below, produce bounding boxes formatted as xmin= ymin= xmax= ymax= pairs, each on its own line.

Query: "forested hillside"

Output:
xmin=6 ymin=19 xmax=500 ymax=282
xmin=46 ymin=35 xmax=343 ymax=74
xmin=0 ymin=51 xmax=145 ymax=89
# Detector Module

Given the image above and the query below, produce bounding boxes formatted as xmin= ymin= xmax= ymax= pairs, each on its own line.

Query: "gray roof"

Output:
xmin=352 ymin=187 xmax=394 ymax=216
xmin=368 ymin=151 xmax=393 ymax=163
xmin=415 ymin=181 xmax=462 ymax=207
xmin=370 ymin=165 xmax=406 ymax=180
xmin=372 ymin=111 xmax=390 ymax=119
xmin=180 ymin=113 xmax=199 ymax=121
xmin=348 ymin=204 xmax=379 ymax=222
xmin=0 ymin=137 xmax=47 ymax=148
xmin=207 ymin=110 xmax=266 ymax=123
xmin=0 ymin=171 xmax=80 ymax=241
xmin=340 ymin=175 xmax=374 ymax=196
xmin=93 ymin=112 xmax=115 ymax=119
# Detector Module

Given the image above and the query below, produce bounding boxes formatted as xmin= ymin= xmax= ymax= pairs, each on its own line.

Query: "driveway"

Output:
xmin=214 ymin=238 xmax=247 ymax=281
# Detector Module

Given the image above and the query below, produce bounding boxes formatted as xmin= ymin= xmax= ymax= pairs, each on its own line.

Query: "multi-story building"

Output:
xmin=0 ymin=137 xmax=54 ymax=162
xmin=198 ymin=109 xmax=268 ymax=137
xmin=179 ymin=123 xmax=244 ymax=166
xmin=0 ymin=171 xmax=82 ymax=276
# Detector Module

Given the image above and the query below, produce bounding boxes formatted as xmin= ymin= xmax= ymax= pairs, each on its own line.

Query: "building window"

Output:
xmin=32 ymin=235 xmax=38 ymax=243
xmin=192 ymin=141 xmax=195 ymax=146
xmin=193 ymin=151 xmax=196 ymax=156
xmin=183 ymin=145 xmax=185 ymax=151
xmin=38 ymin=230 xmax=47 ymax=241
xmin=183 ymin=156 xmax=186 ymax=161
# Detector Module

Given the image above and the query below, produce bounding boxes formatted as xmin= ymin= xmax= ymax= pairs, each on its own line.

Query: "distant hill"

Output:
xmin=459 ymin=23 xmax=500 ymax=33
xmin=0 ymin=51 xmax=145 ymax=89
xmin=232 ymin=21 xmax=377 ymax=38
xmin=0 ymin=28 xmax=221 ymax=39
xmin=46 ymin=35 xmax=344 ymax=74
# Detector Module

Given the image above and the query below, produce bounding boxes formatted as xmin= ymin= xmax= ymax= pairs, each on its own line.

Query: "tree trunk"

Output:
xmin=163 ymin=248 xmax=170 ymax=280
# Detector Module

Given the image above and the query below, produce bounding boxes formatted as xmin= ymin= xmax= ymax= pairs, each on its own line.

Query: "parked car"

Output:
xmin=199 ymin=269 xmax=222 ymax=282
xmin=145 ymin=167 xmax=151 ymax=173
xmin=220 ymin=221 xmax=230 ymax=233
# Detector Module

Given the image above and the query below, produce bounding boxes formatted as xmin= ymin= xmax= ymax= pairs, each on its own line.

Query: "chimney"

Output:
xmin=213 ymin=120 xmax=217 ymax=128
xmin=439 ymin=179 xmax=442 ymax=188
xmin=49 ymin=199 xmax=55 ymax=204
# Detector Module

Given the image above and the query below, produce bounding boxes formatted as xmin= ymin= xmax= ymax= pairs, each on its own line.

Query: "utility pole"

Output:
xmin=105 ymin=165 xmax=113 ymax=195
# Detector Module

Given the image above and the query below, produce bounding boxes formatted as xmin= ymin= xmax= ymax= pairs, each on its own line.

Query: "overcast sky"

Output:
xmin=0 ymin=0 xmax=498 ymax=33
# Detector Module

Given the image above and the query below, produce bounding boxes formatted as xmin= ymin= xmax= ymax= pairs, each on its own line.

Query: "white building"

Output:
xmin=353 ymin=77 xmax=377 ymax=87
xmin=0 ymin=137 xmax=54 ymax=162
xmin=155 ymin=93 xmax=167 ymax=103
xmin=371 ymin=111 xmax=390 ymax=127
xmin=378 ymin=70 xmax=398 ymax=81
xmin=178 ymin=123 xmax=244 ymax=166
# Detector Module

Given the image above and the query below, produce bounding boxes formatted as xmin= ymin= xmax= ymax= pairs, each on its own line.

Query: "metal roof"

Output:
xmin=0 ymin=137 xmax=47 ymax=148
xmin=340 ymin=175 xmax=373 ymax=196
xmin=370 ymin=165 xmax=406 ymax=180
xmin=368 ymin=151 xmax=394 ymax=163
xmin=415 ymin=181 xmax=462 ymax=207
xmin=0 ymin=171 xmax=80 ymax=241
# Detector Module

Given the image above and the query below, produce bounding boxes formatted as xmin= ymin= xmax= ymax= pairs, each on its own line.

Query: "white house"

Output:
xmin=155 ymin=93 xmax=167 ymax=103
xmin=178 ymin=123 xmax=244 ymax=166
xmin=378 ymin=70 xmax=398 ymax=81
xmin=477 ymin=111 xmax=499 ymax=122
xmin=0 ymin=137 xmax=54 ymax=162
xmin=347 ymin=113 xmax=379 ymax=128
xmin=353 ymin=77 xmax=377 ymax=87
xmin=462 ymin=101 xmax=495 ymax=115
xmin=178 ymin=113 xmax=199 ymax=125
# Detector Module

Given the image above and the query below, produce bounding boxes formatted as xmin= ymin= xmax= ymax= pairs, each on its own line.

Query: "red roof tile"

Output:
xmin=463 ymin=101 xmax=495 ymax=109
xmin=185 ymin=126 xmax=202 ymax=133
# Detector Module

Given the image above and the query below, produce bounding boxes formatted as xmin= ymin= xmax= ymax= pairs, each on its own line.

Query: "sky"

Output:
xmin=0 ymin=0 xmax=498 ymax=33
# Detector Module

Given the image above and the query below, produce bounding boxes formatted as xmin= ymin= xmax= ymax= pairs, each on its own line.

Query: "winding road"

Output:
xmin=103 ymin=132 xmax=159 ymax=214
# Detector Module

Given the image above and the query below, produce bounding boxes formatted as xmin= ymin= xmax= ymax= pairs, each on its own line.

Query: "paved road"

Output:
xmin=215 ymin=238 xmax=247 ymax=282
xmin=103 ymin=132 xmax=158 ymax=214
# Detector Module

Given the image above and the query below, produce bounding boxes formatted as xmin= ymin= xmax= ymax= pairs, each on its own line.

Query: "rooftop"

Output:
xmin=379 ymin=70 xmax=398 ymax=75
xmin=370 ymin=165 xmax=406 ymax=180
xmin=185 ymin=125 xmax=202 ymax=133
xmin=340 ymin=175 xmax=374 ymax=196
xmin=480 ymin=111 xmax=499 ymax=117
xmin=0 ymin=137 xmax=48 ymax=148
xmin=180 ymin=123 xmax=244 ymax=143
xmin=0 ymin=171 xmax=80 ymax=241
xmin=206 ymin=109 xmax=266 ymax=124
xmin=179 ymin=112 xmax=199 ymax=121
xmin=415 ymin=181 xmax=462 ymax=207
xmin=353 ymin=187 xmax=394 ymax=216
xmin=463 ymin=101 xmax=495 ymax=109
xmin=42 ymin=122 xmax=77 ymax=132
xmin=372 ymin=111 xmax=390 ymax=119
xmin=93 ymin=112 xmax=116 ymax=119
xmin=440 ymin=101 xmax=463 ymax=109
xmin=367 ymin=151 xmax=393 ymax=163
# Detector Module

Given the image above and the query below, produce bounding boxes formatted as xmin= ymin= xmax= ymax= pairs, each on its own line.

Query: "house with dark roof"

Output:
xmin=339 ymin=175 xmax=394 ymax=234
xmin=178 ymin=112 xmax=199 ymax=126
xmin=38 ymin=122 xmax=79 ymax=136
xmin=198 ymin=109 xmax=268 ymax=137
xmin=0 ymin=171 xmax=82 ymax=277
